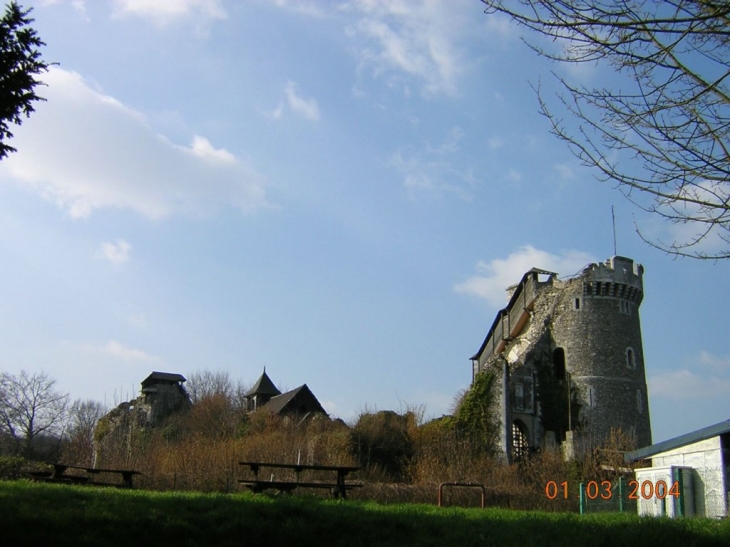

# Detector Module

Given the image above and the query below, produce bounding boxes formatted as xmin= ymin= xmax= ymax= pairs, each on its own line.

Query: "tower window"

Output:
xmin=574 ymin=297 xmax=581 ymax=310
xmin=514 ymin=382 xmax=525 ymax=411
xmin=637 ymin=390 xmax=643 ymax=413
xmin=587 ymin=386 xmax=597 ymax=408
xmin=553 ymin=348 xmax=566 ymax=380
xmin=620 ymin=300 xmax=631 ymax=314
xmin=512 ymin=378 xmax=535 ymax=413
xmin=626 ymin=347 xmax=636 ymax=369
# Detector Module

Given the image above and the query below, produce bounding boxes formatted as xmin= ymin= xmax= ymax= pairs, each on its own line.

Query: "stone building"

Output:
xmin=139 ymin=372 xmax=191 ymax=425
xmin=470 ymin=256 xmax=652 ymax=461
xmin=94 ymin=371 xmax=191 ymax=461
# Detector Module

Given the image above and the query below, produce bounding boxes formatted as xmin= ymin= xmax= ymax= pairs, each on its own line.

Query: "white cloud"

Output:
xmin=698 ymin=350 xmax=730 ymax=372
xmin=104 ymin=341 xmax=161 ymax=363
xmin=482 ymin=12 xmax=519 ymax=41
xmin=43 ymin=0 xmax=88 ymax=17
xmin=0 ymin=67 xmax=269 ymax=219
xmin=284 ymin=81 xmax=321 ymax=121
xmin=70 ymin=340 xmax=162 ymax=364
xmin=345 ymin=0 xmax=475 ymax=97
xmin=454 ymin=246 xmax=596 ymax=307
xmin=71 ymin=0 xmax=88 ymax=19
xmin=266 ymin=103 xmax=285 ymax=120
xmin=112 ymin=0 xmax=226 ymax=23
xmin=34 ymin=0 xmax=90 ymax=21
xmin=100 ymin=239 xmax=132 ymax=264
xmin=389 ymin=126 xmax=476 ymax=200
xmin=269 ymin=0 xmax=479 ymax=96
xmin=271 ymin=0 xmax=327 ymax=18
xmin=555 ymin=163 xmax=576 ymax=180
xmin=189 ymin=135 xmax=236 ymax=163
xmin=647 ymin=351 xmax=730 ymax=402
xmin=649 ymin=369 xmax=730 ymax=401
xmin=127 ymin=312 xmax=148 ymax=328
xmin=428 ymin=127 xmax=463 ymax=154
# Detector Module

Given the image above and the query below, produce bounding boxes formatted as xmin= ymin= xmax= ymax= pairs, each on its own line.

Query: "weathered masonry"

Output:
xmin=471 ymin=256 xmax=652 ymax=461
xmin=94 ymin=372 xmax=191 ymax=464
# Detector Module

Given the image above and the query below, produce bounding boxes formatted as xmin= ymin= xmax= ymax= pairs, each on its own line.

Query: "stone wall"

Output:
xmin=473 ymin=256 xmax=652 ymax=459
xmin=552 ymin=260 xmax=651 ymax=448
xmin=94 ymin=382 xmax=190 ymax=464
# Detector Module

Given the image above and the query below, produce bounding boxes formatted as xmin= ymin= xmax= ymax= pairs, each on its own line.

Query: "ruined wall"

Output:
xmin=142 ymin=383 xmax=190 ymax=425
xmin=94 ymin=383 xmax=190 ymax=464
xmin=472 ymin=256 xmax=652 ymax=460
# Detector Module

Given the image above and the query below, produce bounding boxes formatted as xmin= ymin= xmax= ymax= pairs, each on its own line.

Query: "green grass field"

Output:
xmin=1 ymin=481 xmax=728 ymax=547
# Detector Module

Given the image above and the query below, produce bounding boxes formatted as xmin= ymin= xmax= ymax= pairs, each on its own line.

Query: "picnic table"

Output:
xmin=29 ymin=463 xmax=141 ymax=489
xmin=239 ymin=461 xmax=362 ymax=499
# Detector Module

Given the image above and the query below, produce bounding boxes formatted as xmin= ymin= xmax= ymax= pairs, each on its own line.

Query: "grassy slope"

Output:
xmin=1 ymin=481 xmax=728 ymax=547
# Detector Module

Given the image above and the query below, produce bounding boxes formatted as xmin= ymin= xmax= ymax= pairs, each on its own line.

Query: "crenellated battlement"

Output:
xmin=579 ymin=256 xmax=644 ymax=304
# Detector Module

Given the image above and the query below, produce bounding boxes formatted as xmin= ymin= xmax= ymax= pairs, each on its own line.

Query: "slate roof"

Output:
xmin=141 ymin=372 xmax=187 ymax=388
xmin=261 ymin=384 xmax=326 ymax=415
xmin=246 ymin=370 xmax=281 ymax=397
xmin=625 ymin=419 xmax=730 ymax=462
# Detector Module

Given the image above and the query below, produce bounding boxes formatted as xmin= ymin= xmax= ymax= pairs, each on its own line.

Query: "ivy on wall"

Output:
xmin=454 ymin=371 xmax=499 ymax=455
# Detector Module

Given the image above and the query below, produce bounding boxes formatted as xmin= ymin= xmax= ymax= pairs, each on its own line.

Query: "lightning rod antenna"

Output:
xmin=611 ymin=206 xmax=618 ymax=256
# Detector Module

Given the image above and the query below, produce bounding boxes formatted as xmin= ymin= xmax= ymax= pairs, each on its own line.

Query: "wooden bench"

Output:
xmin=29 ymin=463 xmax=141 ymax=489
xmin=239 ymin=461 xmax=362 ymax=499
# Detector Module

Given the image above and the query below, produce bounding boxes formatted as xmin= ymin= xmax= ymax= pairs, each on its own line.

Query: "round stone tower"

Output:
xmin=552 ymin=256 xmax=652 ymax=449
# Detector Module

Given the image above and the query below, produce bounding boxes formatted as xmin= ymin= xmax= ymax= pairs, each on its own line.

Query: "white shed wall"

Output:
xmin=650 ymin=436 xmax=726 ymax=518
xmin=635 ymin=466 xmax=694 ymax=518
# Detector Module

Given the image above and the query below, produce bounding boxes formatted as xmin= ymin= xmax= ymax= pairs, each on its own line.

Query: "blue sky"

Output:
xmin=0 ymin=0 xmax=727 ymax=445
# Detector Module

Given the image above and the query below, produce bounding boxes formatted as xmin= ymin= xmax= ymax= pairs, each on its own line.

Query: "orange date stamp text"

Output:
xmin=545 ymin=480 xmax=680 ymax=500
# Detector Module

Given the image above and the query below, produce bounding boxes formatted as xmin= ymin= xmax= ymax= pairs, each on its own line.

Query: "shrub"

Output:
xmin=351 ymin=410 xmax=416 ymax=482
xmin=0 ymin=456 xmax=52 ymax=480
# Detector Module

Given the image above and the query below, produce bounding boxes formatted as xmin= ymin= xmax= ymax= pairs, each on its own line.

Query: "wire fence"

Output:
xmin=580 ymin=468 xmax=728 ymax=518
xmin=579 ymin=477 xmax=637 ymax=514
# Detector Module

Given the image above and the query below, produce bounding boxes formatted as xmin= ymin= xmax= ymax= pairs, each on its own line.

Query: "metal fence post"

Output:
xmin=674 ymin=467 xmax=684 ymax=517
xmin=618 ymin=477 xmax=624 ymax=513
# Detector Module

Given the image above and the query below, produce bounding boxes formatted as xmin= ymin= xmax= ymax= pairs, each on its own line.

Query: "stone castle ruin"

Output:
xmin=94 ymin=372 xmax=191 ymax=460
xmin=94 ymin=370 xmax=328 ymax=462
xmin=471 ymin=256 xmax=652 ymax=462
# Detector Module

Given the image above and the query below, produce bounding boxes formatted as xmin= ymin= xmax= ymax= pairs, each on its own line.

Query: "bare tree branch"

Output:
xmin=0 ymin=370 xmax=68 ymax=457
xmin=483 ymin=0 xmax=730 ymax=259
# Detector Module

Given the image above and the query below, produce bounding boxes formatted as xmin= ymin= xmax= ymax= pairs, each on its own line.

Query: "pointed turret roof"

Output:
xmin=246 ymin=369 xmax=281 ymax=397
